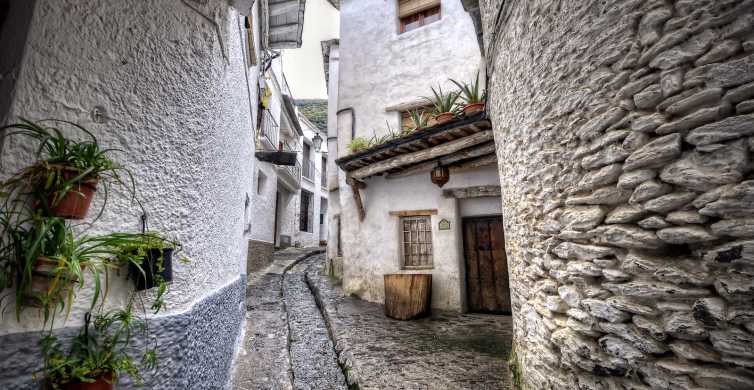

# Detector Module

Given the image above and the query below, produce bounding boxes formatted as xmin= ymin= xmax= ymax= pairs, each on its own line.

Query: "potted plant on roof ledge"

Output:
xmin=451 ymin=71 xmax=486 ymax=116
xmin=424 ymin=86 xmax=459 ymax=126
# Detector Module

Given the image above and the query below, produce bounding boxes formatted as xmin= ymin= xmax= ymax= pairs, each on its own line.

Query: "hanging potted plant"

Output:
xmin=423 ymin=86 xmax=459 ymax=125
xmin=0 ymin=119 xmax=135 ymax=220
xmin=38 ymin=301 xmax=159 ymax=390
xmin=450 ymin=71 xmax=486 ymax=116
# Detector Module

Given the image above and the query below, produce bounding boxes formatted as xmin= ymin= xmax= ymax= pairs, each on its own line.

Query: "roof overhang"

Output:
xmin=321 ymin=39 xmax=339 ymax=91
xmin=282 ymin=95 xmax=304 ymax=136
xmin=336 ymin=113 xmax=496 ymax=181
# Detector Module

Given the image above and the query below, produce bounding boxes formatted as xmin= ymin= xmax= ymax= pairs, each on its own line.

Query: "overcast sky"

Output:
xmin=282 ymin=0 xmax=340 ymax=100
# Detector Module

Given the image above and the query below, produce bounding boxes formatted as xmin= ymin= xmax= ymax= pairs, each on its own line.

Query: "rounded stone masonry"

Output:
xmin=480 ymin=0 xmax=754 ymax=389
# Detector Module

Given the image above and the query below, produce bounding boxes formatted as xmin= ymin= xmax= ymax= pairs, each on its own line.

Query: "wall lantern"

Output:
xmin=431 ymin=164 xmax=449 ymax=188
xmin=312 ymin=131 xmax=323 ymax=152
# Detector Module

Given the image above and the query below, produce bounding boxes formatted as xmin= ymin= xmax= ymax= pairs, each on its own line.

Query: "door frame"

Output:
xmin=461 ymin=214 xmax=511 ymax=314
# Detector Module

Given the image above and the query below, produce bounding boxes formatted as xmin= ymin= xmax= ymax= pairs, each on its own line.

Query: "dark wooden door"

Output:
xmin=463 ymin=216 xmax=511 ymax=314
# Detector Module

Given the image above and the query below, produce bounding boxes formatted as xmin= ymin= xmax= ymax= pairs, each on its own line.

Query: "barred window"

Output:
xmin=401 ymin=216 xmax=433 ymax=268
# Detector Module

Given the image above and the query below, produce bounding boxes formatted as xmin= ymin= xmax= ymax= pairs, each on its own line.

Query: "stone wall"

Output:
xmin=480 ymin=0 xmax=754 ymax=388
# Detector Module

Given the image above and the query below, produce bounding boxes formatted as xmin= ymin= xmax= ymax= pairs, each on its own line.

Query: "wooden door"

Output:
xmin=463 ymin=216 xmax=511 ymax=314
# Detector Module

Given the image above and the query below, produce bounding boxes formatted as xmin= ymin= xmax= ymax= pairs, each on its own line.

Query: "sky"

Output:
xmin=282 ymin=0 xmax=340 ymax=100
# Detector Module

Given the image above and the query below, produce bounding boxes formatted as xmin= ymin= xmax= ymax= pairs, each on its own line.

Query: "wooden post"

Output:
xmin=346 ymin=177 xmax=366 ymax=221
xmin=384 ymin=273 xmax=432 ymax=320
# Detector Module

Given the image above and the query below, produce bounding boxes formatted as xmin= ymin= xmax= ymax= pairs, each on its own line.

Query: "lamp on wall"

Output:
xmin=430 ymin=164 xmax=449 ymax=188
xmin=312 ymin=131 xmax=323 ymax=152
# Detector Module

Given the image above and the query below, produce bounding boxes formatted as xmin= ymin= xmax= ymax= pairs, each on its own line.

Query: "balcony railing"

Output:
xmin=280 ymin=141 xmax=301 ymax=184
xmin=259 ymin=109 xmax=279 ymax=150
xmin=302 ymin=159 xmax=315 ymax=181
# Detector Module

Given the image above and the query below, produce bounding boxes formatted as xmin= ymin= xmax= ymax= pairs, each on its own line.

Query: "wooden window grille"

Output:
xmin=398 ymin=0 xmax=441 ymax=33
xmin=401 ymin=216 xmax=433 ymax=268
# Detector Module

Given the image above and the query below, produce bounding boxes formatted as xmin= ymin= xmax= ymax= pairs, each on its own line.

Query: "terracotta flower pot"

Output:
xmin=434 ymin=112 xmax=455 ymax=125
xmin=62 ymin=373 xmax=115 ymax=390
xmin=47 ymin=168 xmax=98 ymax=219
xmin=462 ymin=102 xmax=485 ymax=116
xmin=25 ymin=257 xmax=80 ymax=307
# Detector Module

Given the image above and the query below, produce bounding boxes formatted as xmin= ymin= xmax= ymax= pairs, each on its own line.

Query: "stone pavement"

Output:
xmin=305 ymin=255 xmax=514 ymax=390
xmin=232 ymin=247 xmax=346 ymax=390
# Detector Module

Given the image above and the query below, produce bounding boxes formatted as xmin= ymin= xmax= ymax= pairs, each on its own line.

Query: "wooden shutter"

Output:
xmin=398 ymin=0 xmax=440 ymax=18
xmin=245 ymin=16 xmax=257 ymax=66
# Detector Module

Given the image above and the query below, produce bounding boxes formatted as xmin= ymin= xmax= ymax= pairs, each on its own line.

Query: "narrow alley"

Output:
xmin=3 ymin=0 xmax=754 ymax=389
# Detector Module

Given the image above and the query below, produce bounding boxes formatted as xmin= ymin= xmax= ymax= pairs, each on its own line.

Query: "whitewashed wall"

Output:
xmin=340 ymin=167 xmax=499 ymax=311
xmin=338 ymin=0 xmax=481 ymax=142
xmin=0 ymin=0 xmax=257 ymax=387
xmin=336 ymin=0 xmax=486 ymax=310
xmin=326 ymin=43 xmax=342 ymax=266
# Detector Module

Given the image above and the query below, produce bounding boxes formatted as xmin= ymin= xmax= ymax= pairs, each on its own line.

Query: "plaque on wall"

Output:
xmin=438 ymin=219 xmax=451 ymax=230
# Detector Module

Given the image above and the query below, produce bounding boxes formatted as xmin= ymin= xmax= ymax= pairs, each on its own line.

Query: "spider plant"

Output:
xmin=38 ymin=300 xmax=158 ymax=389
xmin=0 ymin=118 xmax=136 ymax=221
xmin=423 ymin=86 xmax=460 ymax=116
xmin=450 ymin=71 xmax=486 ymax=105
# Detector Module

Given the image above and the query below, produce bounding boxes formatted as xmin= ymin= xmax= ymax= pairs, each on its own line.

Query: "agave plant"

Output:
xmin=423 ymin=86 xmax=460 ymax=115
xmin=408 ymin=109 xmax=429 ymax=131
xmin=450 ymin=71 xmax=486 ymax=105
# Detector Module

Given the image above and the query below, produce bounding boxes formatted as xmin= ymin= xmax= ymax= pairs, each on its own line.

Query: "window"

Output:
xmin=400 ymin=216 xmax=433 ymax=268
xmin=299 ymin=190 xmax=313 ymax=232
xmin=399 ymin=0 xmax=441 ymax=33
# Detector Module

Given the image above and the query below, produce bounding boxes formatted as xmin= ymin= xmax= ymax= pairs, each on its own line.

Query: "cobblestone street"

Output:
xmin=232 ymin=249 xmax=513 ymax=390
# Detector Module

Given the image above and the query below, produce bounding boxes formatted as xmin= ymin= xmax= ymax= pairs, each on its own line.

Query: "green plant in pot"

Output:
xmin=38 ymin=300 xmax=158 ymax=390
xmin=450 ymin=71 xmax=487 ymax=116
xmin=423 ymin=86 xmax=459 ymax=125
xmin=114 ymin=232 xmax=182 ymax=314
xmin=0 ymin=119 xmax=135 ymax=220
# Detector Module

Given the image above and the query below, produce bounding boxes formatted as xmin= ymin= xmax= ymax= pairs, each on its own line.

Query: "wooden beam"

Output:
xmin=270 ymin=22 xmax=300 ymax=35
xmin=350 ymin=131 xmax=494 ymax=179
xmin=346 ymin=177 xmax=366 ymax=221
xmin=389 ymin=209 xmax=438 ymax=217
xmin=450 ymin=153 xmax=498 ymax=173
xmin=443 ymin=185 xmax=501 ymax=199
xmin=384 ymin=99 xmax=430 ymax=112
xmin=387 ymin=142 xmax=496 ymax=179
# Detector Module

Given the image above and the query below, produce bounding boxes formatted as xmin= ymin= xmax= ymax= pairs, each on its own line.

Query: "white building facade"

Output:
xmin=329 ymin=0 xmax=506 ymax=312
xmin=0 ymin=0 xmax=306 ymax=388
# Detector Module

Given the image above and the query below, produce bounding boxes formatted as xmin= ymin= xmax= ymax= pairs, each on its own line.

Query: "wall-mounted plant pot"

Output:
xmin=434 ymin=112 xmax=455 ymax=125
xmin=45 ymin=168 xmax=99 ymax=220
xmin=61 ymin=372 xmax=114 ymax=390
xmin=255 ymin=151 xmax=298 ymax=166
xmin=129 ymin=248 xmax=173 ymax=291
xmin=462 ymin=102 xmax=485 ymax=116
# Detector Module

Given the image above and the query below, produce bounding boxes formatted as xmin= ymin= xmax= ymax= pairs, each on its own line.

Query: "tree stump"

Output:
xmin=383 ymin=273 xmax=432 ymax=320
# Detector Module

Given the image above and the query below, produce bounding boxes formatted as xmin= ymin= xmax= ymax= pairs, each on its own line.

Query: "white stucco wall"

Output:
xmin=325 ymin=44 xmax=342 ymax=263
xmin=0 ymin=0 xmax=257 ymax=334
xmin=338 ymin=0 xmax=481 ymax=143
xmin=336 ymin=0 xmax=486 ymax=310
xmin=340 ymin=167 xmax=499 ymax=311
